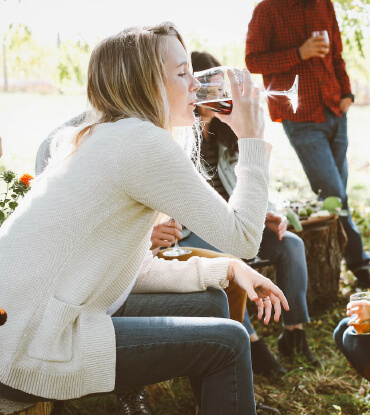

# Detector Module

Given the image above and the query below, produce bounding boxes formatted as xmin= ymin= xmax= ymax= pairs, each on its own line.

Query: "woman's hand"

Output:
xmin=347 ymin=300 xmax=370 ymax=325
xmin=216 ymin=68 xmax=264 ymax=140
xmin=228 ymin=259 xmax=289 ymax=324
xmin=150 ymin=219 xmax=182 ymax=256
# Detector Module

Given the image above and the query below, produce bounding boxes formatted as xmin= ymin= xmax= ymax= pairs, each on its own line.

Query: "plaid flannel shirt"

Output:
xmin=245 ymin=0 xmax=352 ymax=123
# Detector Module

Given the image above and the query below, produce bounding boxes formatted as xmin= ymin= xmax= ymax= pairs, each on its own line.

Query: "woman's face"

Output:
xmin=163 ymin=36 xmax=200 ymax=127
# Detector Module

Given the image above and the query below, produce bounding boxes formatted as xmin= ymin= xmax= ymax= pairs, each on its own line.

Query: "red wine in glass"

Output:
xmin=196 ymin=98 xmax=233 ymax=115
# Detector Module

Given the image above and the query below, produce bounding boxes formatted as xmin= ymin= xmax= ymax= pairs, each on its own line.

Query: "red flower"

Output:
xmin=0 ymin=309 xmax=7 ymax=326
xmin=19 ymin=174 xmax=34 ymax=187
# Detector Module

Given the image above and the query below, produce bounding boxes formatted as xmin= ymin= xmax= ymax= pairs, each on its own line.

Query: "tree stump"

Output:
xmin=0 ymin=399 xmax=53 ymax=415
xmin=290 ymin=215 xmax=347 ymax=314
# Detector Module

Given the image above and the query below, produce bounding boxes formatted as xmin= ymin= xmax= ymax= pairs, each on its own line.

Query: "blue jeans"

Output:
xmin=283 ymin=108 xmax=369 ymax=271
xmin=0 ymin=289 xmax=256 ymax=415
xmin=179 ymin=230 xmax=310 ymax=335
xmin=333 ymin=317 xmax=370 ymax=381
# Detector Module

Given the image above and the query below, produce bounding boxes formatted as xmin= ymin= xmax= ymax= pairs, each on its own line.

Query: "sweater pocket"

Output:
xmin=28 ymin=296 xmax=84 ymax=362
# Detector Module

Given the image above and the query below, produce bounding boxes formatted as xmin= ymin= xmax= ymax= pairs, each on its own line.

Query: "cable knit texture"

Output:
xmin=0 ymin=118 xmax=271 ymax=400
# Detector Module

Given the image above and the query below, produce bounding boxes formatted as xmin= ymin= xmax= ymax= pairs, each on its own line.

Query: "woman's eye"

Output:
xmin=179 ymin=72 xmax=187 ymax=77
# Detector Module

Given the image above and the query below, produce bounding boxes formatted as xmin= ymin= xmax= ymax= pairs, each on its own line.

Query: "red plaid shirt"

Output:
xmin=245 ymin=0 xmax=352 ymax=123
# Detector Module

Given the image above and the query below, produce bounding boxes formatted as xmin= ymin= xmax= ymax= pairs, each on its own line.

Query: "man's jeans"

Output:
xmin=0 ymin=289 xmax=256 ymax=415
xmin=283 ymin=108 xmax=369 ymax=270
xmin=179 ymin=230 xmax=310 ymax=335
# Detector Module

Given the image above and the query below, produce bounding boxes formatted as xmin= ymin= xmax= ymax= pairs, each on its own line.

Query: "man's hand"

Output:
xmin=228 ymin=259 xmax=289 ymax=324
xmin=299 ymin=35 xmax=329 ymax=60
xmin=150 ymin=219 xmax=182 ymax=256
xmin=265 ymin=211 xmax=287 ymax=241
xmin=339 ymin=97 xmax=353 ymax=113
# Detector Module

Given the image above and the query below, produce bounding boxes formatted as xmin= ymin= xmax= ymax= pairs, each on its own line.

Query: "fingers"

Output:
xmin=270 ymin=284 xmax=290 ymax=312
xmin=255 ymin=298 xmax=264 ymax=320
xmin=263 ymin=299 xmax=272 ymax=324
xmin=270 ymin=293 xmax=282 ymax=322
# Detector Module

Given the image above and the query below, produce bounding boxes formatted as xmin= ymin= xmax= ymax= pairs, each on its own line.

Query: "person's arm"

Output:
xmin=115 ymin=123 xmax=270 ymax=260
xmin=330 ymin=1 xmax=352 ymax=99
xmin=133 ymin=249 xmax=289 ymax=324
xmin=245 ymin=3 xmax=301 ymax=75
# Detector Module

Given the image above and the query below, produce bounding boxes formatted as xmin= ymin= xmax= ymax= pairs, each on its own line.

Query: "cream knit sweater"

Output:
xmin=0 ymin=118 xmax=271 ymax=400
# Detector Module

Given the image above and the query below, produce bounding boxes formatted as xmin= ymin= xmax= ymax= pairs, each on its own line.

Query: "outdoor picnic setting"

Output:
xmin=0 ymin=0 xmax=370 ymax=414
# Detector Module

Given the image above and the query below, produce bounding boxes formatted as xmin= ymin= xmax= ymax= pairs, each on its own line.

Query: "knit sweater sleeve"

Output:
xmin=114 ymin=121 xmax=271 ymax=260
xmin=132 ymin=250 xmax=230 ymax=293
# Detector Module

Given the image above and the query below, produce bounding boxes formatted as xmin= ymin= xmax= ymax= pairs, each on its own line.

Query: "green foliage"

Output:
xmin=0 ymin=170 xmax=32 ymax=225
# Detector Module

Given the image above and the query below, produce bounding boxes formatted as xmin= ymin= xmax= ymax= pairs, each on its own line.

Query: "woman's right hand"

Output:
xmin=227 ymin=258 xmax=289 ymax=324
xmin=216 ymin=68 xmax=265 ymax=140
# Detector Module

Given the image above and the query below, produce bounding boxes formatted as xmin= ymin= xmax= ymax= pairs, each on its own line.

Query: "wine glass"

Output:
xmin=312 ymin=30 xmax=329 ymax=45
xmin=162 ymin=219 xmax=192 ymax=257
xmin=194 ymin=66 xmax=299 ymax=114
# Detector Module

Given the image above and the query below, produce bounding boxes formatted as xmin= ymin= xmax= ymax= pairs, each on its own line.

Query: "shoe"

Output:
xmin=116 ymin=388 xmax=153 ymax=415
xmin=278 ymin=329 xmax=319 ymax=366
xmin=256 ymin=401 xmax=281 ymax=413
xmin=251 ymin=338 xmax=287 ymax=377
xmin=353 ymin=261 xmax=370 ymax=289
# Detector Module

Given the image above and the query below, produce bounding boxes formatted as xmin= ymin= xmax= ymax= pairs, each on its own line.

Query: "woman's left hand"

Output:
xmin=228 ymin=259 xmax=289 ymax=324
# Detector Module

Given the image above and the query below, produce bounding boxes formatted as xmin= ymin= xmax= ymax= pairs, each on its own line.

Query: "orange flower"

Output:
xmin=0 ymin=309 xmax=7 ymax=326
xmin=19 ymin=174 xmax=34 ymax=186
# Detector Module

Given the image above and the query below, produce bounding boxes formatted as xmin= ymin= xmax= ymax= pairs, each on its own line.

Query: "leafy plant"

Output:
xmin=0 ymin=170 xmax=33 ymax=225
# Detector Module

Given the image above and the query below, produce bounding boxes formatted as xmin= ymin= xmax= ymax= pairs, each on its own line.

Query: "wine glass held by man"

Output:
xmin=1 ymin=23 xmax=288 ymax=415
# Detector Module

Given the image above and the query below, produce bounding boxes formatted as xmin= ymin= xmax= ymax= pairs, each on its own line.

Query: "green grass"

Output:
xmin=1 ymin=93 xmax=369 ymax=414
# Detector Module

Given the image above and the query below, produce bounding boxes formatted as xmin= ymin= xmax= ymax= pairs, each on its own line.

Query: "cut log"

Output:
xmin=0 ymin=399 xmax=53 ymax=415
xmin=289 ymin=215 xmax=347 ymax=314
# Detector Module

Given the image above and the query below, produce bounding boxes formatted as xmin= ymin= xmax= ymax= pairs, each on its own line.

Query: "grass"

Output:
xmin=1 ymin=93 xmax=369 ymax=414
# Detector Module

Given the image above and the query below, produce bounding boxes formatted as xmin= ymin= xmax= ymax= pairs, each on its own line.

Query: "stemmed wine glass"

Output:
xmin=162 ymin=220 xmax=192 ymax=257
xmin=194 ymin=66 xmax=299 ymax=114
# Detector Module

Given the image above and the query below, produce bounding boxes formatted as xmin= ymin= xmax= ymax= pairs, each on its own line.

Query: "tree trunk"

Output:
xmin=290 ymin=215 xmax=347 ymax=314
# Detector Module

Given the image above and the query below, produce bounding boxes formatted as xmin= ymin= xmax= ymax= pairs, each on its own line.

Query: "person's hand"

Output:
xmin=265 ymin=211 xmax=287 ymax=241
xmin=347 ymin=300 xmax=370 ymax=325
xmin=299 ymin=35 xmax=330 ymax=60
xmin=227 ymin=259 xmax=289 ymax=324
xmin=216 ymin=68 xmax=264 ymax=140
xmin=0 ymin=137 xmax=2 ymax=159
xmin=339 ymin=97 xmax=353 ymax=113
xmin=150 ymin=219 xmax=182 ymax=256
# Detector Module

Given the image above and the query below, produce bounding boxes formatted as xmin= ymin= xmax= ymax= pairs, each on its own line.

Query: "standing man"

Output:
xmin=246 ymin=0 xmax=370 ymax=289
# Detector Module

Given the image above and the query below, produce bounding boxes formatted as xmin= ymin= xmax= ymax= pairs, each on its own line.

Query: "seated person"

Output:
xmin=334 ymin=299 xmax=370 ymax=381
xmin=175 ymin=51 xmax=318 ymax=375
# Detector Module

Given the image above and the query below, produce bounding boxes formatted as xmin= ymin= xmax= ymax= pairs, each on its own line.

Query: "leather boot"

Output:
xmin=116 ymin=388 xmax=153 ymax=415
xmin=251 ymin=338 xmax=287 ymax=377
xmin=278 ymin=328 xmax=319 ymax=366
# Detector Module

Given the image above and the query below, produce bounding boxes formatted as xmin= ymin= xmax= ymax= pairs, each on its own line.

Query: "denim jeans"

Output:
xmin=333 ymin=317 xmax=370 ymax=381
xmin=179 ymin=230 xmax=310 ymax=335
xmin=0 ymin=288 xmax=256 ymax=415
xmin=283 ymin=108 xmax=369 ymax=271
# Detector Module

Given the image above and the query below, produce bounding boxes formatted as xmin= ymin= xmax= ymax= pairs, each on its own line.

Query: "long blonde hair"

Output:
xmin=46 ymin=22 xmax=203 ymax=175
xmin=77 ymin=22 xmax=187 ymax=144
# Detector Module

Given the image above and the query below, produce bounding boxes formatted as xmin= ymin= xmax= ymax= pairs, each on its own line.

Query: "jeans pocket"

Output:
xmin=28 ymin=296 xmax=84 ymax=362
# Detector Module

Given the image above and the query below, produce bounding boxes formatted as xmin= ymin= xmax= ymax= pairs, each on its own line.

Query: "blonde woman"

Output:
xmin=0 ymin=23 xmax=288 ymax=415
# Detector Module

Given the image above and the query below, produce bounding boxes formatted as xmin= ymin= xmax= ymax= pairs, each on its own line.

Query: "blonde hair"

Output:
xmin=75 ymin=22 xmax=187 ymax=145
xmin=46 ymin=22 xmax=204 ymax=175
